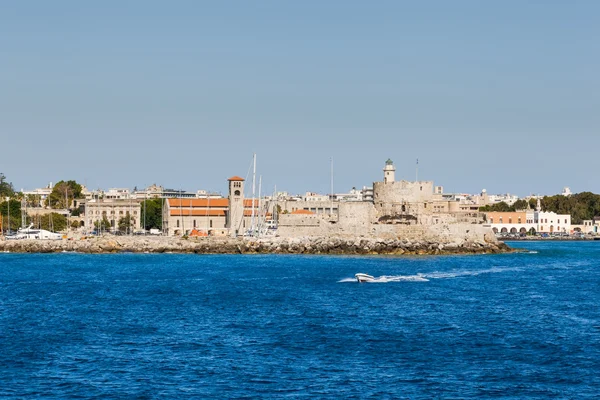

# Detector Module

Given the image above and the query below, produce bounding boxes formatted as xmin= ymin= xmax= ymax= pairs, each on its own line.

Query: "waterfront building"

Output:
xmin=84 ymin=199 xmax=141 ymax=232
xmin=162 ymin=176 xmax=262 ymax=237
xmin=485 ymin=200 xmax=571 ymax=234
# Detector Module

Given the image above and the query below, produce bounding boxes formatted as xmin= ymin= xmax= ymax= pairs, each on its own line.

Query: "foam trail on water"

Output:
xmin=422 ymin=266 xmax=522 ymax=279
xmin=340 ymin=266 xmax=520 ymax=283
xmin=338 ymin=274 xmax=429 ymax=283
xmin=374 ymin=275 xmax=429 ymax=282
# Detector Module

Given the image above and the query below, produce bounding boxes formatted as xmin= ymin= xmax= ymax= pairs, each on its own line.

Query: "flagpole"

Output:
xmin=330 ymin=157 xmax=334 ymax=215
xmin=416 ymin=158 xmax=419 ymax=182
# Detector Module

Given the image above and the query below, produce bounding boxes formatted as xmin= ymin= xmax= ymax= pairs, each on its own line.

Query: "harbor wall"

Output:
xmin=0 ymin=234 xmax=510 ymax=255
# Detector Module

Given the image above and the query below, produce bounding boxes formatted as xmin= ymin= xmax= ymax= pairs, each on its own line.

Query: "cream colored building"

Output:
xmin=573 ymin=219 xmax=600 ymax=234
xmin=84 ymin=199 xmax=141 ymax=232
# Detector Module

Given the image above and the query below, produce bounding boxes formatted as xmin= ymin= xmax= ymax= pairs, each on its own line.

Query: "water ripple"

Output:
xmin=0 ymin=242 xmax=599 ymax=397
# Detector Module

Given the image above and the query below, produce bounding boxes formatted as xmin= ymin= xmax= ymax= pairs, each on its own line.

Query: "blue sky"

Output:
xmin=1 ymin=1 xmax=598 ymax=197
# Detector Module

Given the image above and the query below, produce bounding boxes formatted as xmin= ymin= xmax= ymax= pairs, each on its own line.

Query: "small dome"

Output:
xmin=385 ymin=158 xmax=394 ymax=165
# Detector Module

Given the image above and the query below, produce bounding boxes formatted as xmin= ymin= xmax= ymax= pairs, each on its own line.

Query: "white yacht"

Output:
xmin=6 ymin=224 xmax=63 ymax=240
xmin=355 ymin=273 xmax=375 ymax=283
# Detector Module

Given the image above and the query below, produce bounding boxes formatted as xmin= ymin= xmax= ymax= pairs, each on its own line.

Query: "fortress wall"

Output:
xmin=373 ymin=181 xmax=434 ymax=218
xmin=276 ymin=200 xmax=338 ymax=214
xmin=278 ymin=214 xmax=324 ymax=227
xmin=373 ymin=181 xmax=434 ymax=204
xmin=337 ymin=202 xmax=377 ymax=227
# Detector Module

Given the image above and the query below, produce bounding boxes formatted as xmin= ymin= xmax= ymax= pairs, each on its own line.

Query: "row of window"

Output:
xmin=93 ymin=210 xmax=138 ymax=215
xmin=490 ymin=218 xmax=569 ymax=224
xmin=176 ymin=219 xmax=214 ymax=228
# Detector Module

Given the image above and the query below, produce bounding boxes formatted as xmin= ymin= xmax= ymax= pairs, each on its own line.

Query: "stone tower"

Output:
xmin=227 ymin=176 xmax=245 ymax=237
xmin=383 ymin=158 xmax=396 ymax=183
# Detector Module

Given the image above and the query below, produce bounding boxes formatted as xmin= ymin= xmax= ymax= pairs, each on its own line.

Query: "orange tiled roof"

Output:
xmin=291 ymin=209 xmax=315 ymax=215
xmin=168 ymin=198 xmax=261 ymax=209
xmin=169 ymin=209 xmax=226 ymax=217
xmin=228 ymin=176 xmax=245 ymax=181
xmin=168 ymin=198 xmax=229 ymax=208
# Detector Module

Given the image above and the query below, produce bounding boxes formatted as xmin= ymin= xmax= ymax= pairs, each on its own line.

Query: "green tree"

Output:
xmin=0 ymin=173 xmax=15 ymax=198
xmin=479 ymin=201 xmax=514 ymax=212
xmin=94 ymin=216 xmax=111 ymax=231
xmin=118 ymin=212 xmax=133 ymax=233
xmin=538 ymin=192 xmax=600 ymax=224
xmin=40 ymin=213 xmax=67 ymax=232
xmin=24 ymin=193 xmax=42 ymax=208
xmin=528 ymin=198 xmax=538 ymax=209
xmin=0 ymin=199 xmax=21 ymax=232
xmin=512 ymin=199 xmax=529 ymax=210
xmin=46 ymin=180 xmax=83 ymax=209
xmin=140 ymin=198 xmax=163 ymax=230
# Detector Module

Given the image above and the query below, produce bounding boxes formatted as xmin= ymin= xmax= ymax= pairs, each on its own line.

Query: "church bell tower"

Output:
xmin=227 ymin=176 xmax=245 ymax=237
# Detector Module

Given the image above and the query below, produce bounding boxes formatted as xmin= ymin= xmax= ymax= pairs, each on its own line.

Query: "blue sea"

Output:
xmin=1 ymin=242 xmax=599 ymax=398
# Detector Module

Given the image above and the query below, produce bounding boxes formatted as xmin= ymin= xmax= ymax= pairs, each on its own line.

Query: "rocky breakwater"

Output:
xmin=0 ymin=235 xmax=511 ymax=255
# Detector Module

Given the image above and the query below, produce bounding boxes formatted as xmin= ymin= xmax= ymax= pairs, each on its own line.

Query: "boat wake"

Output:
xmin=340 ymin=266 xmax=520 ymax=283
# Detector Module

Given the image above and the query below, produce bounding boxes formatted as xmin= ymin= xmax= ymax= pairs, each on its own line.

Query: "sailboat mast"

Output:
xmin=250 ymin=153 xmax=256 ymax=234
xmin=257 ymin=175 xmax=262 ymax=237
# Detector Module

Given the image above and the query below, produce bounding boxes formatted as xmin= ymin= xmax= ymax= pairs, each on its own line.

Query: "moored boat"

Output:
xmin=6 ymin=224 xmax=63 ymax=240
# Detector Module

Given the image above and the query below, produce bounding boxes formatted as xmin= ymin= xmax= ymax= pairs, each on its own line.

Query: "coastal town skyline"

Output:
xmin=7 ymin=162 xmax=580 ymax=201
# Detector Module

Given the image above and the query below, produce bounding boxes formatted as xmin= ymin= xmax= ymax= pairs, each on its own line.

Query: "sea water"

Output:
xmin=0 ymin=241 xmax=599 ymax=398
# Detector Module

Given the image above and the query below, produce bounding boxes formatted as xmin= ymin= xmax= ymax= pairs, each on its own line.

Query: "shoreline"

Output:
xmin=0 ymin=235 xmax=512 ymax=255
xmin=499 ymin=237 xmax=600 ymax=242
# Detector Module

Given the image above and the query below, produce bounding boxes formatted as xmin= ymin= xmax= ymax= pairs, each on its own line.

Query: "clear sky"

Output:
xmin=1 ymin=1 xmax=598 ymax=197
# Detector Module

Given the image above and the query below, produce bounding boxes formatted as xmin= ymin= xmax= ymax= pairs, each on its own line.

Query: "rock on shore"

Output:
xmin=0 ymin=235 xmax=511 ymax=255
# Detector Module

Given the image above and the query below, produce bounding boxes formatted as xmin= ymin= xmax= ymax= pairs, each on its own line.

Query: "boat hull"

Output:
xmin=355 ymin=273 xmax=375 ymax=283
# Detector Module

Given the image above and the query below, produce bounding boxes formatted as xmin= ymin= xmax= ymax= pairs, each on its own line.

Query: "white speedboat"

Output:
xmin=355 ymin=273 xmax=375 ymax=283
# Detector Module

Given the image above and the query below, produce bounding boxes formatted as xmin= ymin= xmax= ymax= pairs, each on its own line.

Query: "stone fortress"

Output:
xmin=277 ymin=159 xmax=496 ymax=245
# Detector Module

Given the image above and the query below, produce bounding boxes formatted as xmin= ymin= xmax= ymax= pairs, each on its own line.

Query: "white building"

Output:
xmin=20 ymin=183 xmax=53 ymax=207
xmin=486 ymin=200 xmax=572 ymax=234
xmin=104 ymin=188 xmax=132 ymax=200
